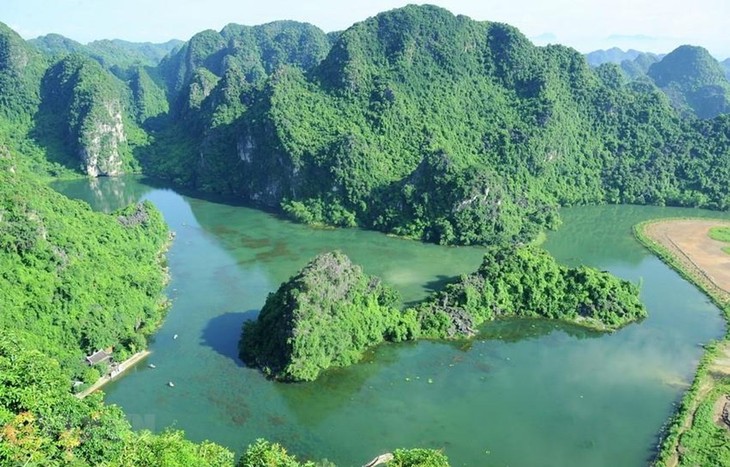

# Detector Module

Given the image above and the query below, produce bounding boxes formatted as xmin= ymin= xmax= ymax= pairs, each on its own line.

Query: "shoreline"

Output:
xmin=72 ymin=213 xmax=174 ymax=399
xmin=634 ymin=218 xmax=730 ymax=466
xmin=75 ymin=350 xmax=151 ymax=399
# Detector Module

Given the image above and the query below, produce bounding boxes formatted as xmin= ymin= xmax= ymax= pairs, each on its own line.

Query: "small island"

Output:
xmin=239 ymin=251 xmax=416 ymax=382
xmin=240 ymin=246 xmax=647 ymax=382
xmin=415 ymin=244 xmax=647 ymax=337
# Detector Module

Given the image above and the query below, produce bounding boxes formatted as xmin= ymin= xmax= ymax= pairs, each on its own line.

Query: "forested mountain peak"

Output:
xmin=0 ymin=22 xmax=46 ymax=119
xmin=648 ymin=44 xmax=730 ymax=118
xmin=159 ymin=20 xmax=330 ymax=96
xmin=649 ymin=45 xmax=728 ymax=88
xmin=29 ymin=33 xmax=85 ymax=56
xmin=314 ymin=4 xmax=598 ymax=100
xmin=315 ymin=4 xmax=534 ymax=91
xmin=240 ymin=250 xmax=405 ymax=381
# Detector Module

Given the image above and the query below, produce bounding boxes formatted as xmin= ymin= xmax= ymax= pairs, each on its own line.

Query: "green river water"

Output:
xmin=53 ymin=177 xmax=728 ymax=467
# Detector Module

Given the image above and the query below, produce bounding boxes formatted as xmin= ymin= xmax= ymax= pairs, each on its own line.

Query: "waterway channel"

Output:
xmin=53 ymin=177 xmax=728 ymax=466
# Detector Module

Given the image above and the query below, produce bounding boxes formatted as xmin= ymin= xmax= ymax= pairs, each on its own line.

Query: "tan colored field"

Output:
xmin=644 ymin=219 xmax=730 ymax=301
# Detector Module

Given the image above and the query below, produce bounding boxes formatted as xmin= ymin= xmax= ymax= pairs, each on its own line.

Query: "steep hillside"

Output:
xmin=34 ymin=54 xmax=143 ymax=175
xmin=620 ymin=52 xmax=662 ymax=78
xmin=648 ymin=45 xmax=730 ymax=118
xmin=143 ymin=20 xmax=333 ymax=188
xmin=0 ymin=22 xmax=46 ymax=123
xmin=0 ymin=145 xmax=169 ymax=381
xmin=2 ymin=26 xmax=154 ymax=177
xmin=141 ymin=5 xmax=730 ymax=246
xmin=158 ymin=20 xmax=331 ymax=103
xmin=240 ymin=251 xmax=411 ymax=381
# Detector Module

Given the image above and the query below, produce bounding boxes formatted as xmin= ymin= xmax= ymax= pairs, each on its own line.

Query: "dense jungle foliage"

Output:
xmin=5 ymin=6 xmax=730 ymax=246
xmin=241 ymin=248 xmax=645 ymax=381
xmin=0 ymin=332 xmax=236 ymax=466
xmin=415 ymin=244 xmax=646 ymax=338
xmin=131 ymin=5 xmax=730 ymax=246
xmin=0 ymin=147 xmax=169 ymax=383
xmin=236 ymin=439 xmax=449 ymax=467
xmin=239 ymin=251 xmax=414 ymax=381
xmin=0 ymin=130 xmax=239 ymax=463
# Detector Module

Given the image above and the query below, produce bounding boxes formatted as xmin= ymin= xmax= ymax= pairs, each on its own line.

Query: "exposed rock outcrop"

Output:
xmin=80 ymin=100 xmax=126 ymax=176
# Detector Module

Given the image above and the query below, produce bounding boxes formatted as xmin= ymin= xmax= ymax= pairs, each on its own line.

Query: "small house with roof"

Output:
xmin=85 ymin=350 xmax=112 ymax=366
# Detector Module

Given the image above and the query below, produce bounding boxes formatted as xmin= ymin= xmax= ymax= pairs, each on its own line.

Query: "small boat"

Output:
xmin=148 ymin=364 xmax=156 ymax=369
xmin=168 ymin=381 xmax=175 ymax=387
xmin=173 ymin=334 xmax=178 ymax=340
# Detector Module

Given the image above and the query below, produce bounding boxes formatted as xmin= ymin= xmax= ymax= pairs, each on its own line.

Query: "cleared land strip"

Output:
xmin=637 ymin=218 xmax=730 ymax=467
xmin=644 ymin=219 xmax=730 ymax=299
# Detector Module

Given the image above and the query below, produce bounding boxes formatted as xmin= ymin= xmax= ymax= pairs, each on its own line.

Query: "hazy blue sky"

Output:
xmin=2 ymin=0 xmax=729 ymax=58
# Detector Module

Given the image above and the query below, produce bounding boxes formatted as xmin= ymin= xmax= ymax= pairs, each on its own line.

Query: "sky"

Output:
xmin=2 ymin=0 xmax=729 ymax=59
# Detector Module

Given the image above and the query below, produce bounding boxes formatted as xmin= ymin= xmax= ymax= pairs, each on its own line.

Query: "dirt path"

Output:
xmin=75 ymin=350 xmax=150 ymax=399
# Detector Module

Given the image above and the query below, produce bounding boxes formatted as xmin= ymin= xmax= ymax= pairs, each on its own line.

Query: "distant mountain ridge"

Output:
xmin=585 ymin=47 xmax=645 ymax=66
xmin=586 ymin=45 xmax=730 ymax=118
xmin=584 ymin=47 xmax=662 ymax=80
xmin=30 ymin=34 xmax=183 ymax=68
xmin=647 ymin=45 xmax=730 ymax=118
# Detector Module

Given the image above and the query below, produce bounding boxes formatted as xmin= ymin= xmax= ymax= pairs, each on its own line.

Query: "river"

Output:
xmin=53 ymin=176 xmax=728 ymax=466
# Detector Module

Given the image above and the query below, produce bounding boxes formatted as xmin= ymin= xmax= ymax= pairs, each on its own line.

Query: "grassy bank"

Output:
xmin=634 ymin=219 xmax=730 ymax=466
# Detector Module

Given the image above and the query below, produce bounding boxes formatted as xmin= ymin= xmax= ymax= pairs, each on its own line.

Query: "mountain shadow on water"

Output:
xmin=201 ymin=310 xmax=258 ymax=366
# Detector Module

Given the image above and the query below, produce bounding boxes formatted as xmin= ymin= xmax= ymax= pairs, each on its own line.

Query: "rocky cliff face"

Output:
xmin=37 ymin=54 xmax=135 ymax=176
xmin=79 ymin=100 xmax=126 ymax=176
